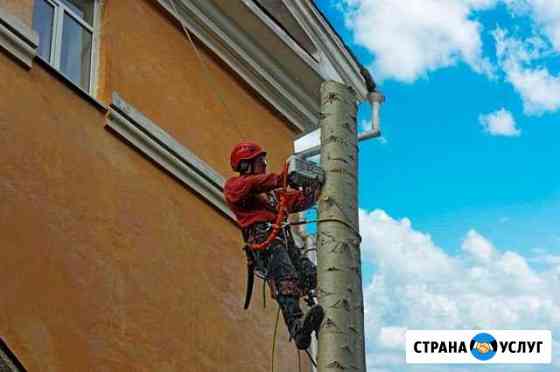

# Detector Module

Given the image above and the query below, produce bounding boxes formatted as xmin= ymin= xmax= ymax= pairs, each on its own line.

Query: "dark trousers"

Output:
xmin=245 ymin=223 xmax=315 ymax=330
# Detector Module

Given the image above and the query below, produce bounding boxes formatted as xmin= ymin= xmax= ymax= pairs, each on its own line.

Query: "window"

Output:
xmin=32 ymin=0 xmax=96 ymax=92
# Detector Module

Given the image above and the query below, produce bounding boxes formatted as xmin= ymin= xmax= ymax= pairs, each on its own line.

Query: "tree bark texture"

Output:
xmin=317 ymin=81 xmax=365 ymax=371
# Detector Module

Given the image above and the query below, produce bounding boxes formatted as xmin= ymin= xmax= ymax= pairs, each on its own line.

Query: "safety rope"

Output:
xmin=167 ymin=0 xmax=242 ymax=135
xmin=290 ymin=218 xmax=362 ymax=243
xmin=305 ymin=349 xmax=318 ymax=368
xmin=271 ymin=306 xmax=281 ymax=372
xmin=270 ymin=305 xmax=317 ymax=372
xmin=165 ymin=2 xmax=325 ymax=370
xmin=262 ymin=279 xmax=267 ymax=309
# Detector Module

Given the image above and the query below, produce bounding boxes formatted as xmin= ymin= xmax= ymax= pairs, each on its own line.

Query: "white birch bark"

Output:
xmin=317 ymin=81 xmax=365 ymax=371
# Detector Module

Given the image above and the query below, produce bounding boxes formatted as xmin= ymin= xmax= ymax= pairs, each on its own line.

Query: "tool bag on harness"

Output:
xmin=241 ymin=222 xmax=278 ymax=309
xmin=241 ymin=222 xmax=317 ymax=309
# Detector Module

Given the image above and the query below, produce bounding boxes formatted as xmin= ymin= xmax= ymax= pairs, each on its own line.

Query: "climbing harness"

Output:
xmin=164 ymin=1 xmax=327 ymax=368
xmin=242 ymin=163 xmax=324 ymax=309
xmin=247 ymin=164 xmax=290 ymax=252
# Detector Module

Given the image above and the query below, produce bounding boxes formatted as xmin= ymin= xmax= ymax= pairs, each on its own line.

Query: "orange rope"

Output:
xmin=271 ymin=305 xmax=281 ymax=372
xmin=249 ymin=163 xmax=289 ymax=251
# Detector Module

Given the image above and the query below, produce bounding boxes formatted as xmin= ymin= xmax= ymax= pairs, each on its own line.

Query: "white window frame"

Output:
xmin=37 ymin=0 xmax=98 ymax=93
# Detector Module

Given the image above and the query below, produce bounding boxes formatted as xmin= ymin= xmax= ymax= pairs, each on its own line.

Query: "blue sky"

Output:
xmin=311 ymin=1 xmax=560 ymax=371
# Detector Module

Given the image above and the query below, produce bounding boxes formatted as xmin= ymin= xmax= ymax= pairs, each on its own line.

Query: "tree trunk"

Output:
xmin=317 ymin=81 xmax=365 ymax=371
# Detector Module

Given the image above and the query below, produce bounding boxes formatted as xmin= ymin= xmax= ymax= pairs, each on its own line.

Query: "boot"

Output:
xmin=277 ymin=295 xmax=303 ymax=329
xmin=291 ymin=305 xmax=324 ymax=350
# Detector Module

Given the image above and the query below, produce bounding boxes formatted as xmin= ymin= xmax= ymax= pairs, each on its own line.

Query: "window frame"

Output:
xmin=36 ymin=0 xmax=98 ymax=94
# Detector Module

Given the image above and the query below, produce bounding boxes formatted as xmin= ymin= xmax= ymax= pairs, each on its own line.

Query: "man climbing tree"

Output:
xmin=224 ymin=142 xmax=324 ymax=351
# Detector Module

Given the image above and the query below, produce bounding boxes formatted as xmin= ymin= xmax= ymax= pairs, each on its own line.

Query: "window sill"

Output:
xmin=35 ymin=56 xmax=108 ymax=113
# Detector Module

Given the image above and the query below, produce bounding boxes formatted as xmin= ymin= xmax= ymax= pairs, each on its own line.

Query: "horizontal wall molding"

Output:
xmin=0 ymin=337 xmax=26 ymax=372
xmin=0 ymin=6 xmax=38 ymax=69
xmin=106 ymin=92 xmax=235 ymax=221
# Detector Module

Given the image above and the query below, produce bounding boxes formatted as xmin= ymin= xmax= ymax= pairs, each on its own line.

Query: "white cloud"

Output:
xmin=493 ymin=27 xmax=560 ymax=115
xmin=377 ymin=327 xmax=406 ymax=350
xmin=338 ymin=0 xmax=560 ymax=117
xmin=462 ymin=229 xmax=496 ymax=262
xmin=341 ymin=0 xmax=495 ymax=82
xmin=507 ymin=0 xmax=560 ymax=52
xmin=479 ymin=108 xmax=521 ymax=136
xmin=506 ymin=66 xmax=560 ymax=115
xmin=529 ymin=252 xmax=560 ymax=266
xmin=359 ymin=209 xmax=560 ymax=371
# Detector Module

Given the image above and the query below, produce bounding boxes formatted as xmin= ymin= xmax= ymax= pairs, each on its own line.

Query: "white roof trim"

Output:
xmin=156 ymin=0 xmax=369 ymax=133
xmin=158 ymin=0 xmax=319 ymax=132
xmin=239 ymin=0 xmax=321 ymax=75
xmin=283 ymin=0 xmax=368 ymax=100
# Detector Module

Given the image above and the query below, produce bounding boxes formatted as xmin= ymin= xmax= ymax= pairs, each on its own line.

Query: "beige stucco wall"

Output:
xmin=97 ymin=0 xmax=295 ymax=175
xmin=0 ymin=0 xmax=33 ymax=26
xmin=0 ymin=0 xmax=307 ymax=371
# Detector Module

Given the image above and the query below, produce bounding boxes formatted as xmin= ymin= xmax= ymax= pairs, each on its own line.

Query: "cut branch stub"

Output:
xmin=326 ymin=266 xmax=343 ymax=272
xmin=342 ymin=121 xmax=355 ymax=134
xmin=322 ymin=317 xmax=342 ymax=332
xmin=318 ymin=287 xmax=336 ymax=298
xmin=348 ymin=326 xmax=359 ymax=335
xmin=327 ymin=156 xmax=351 ymax=166
xmin=330 ymin=298 xmax=352 ymax=312
xmin=326 ymin=93 xmax=341 ymax=104
xmin=327 ymin=241 xmax=353 ymax=256
xmin=326 ymin=361 xmax=347 ymax=370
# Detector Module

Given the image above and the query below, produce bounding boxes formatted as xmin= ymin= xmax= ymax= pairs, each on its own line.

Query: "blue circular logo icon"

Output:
xmin=470 ymin=333 xmax=498 ymax=361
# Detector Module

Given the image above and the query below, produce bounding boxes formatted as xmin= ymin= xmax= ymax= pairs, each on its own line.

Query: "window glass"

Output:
xmin=60 ymin=0 xmax=94 ymax=25
xmin=32 ymin=0 xmax=55 ymax=61
xmin=60 ymin=13 xmax=92 ymax=91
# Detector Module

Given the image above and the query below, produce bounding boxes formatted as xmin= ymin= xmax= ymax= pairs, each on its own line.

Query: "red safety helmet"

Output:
xmin=230 ymin=142 xmax=266 ymax=171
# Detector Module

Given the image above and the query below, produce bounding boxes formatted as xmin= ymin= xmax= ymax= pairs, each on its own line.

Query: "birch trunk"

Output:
xmin=317 ymin=81 xmax=365 ymax=371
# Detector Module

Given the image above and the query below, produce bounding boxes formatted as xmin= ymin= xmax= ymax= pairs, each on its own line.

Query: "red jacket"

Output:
xmin=224 ymin=172 xmax=315 ymax=229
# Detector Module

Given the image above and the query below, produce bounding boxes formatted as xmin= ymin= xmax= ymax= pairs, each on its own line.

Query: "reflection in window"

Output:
xmin=32 ymin=0 xmax=96 ymax=92
xmin=61 ymin=13 xmax=93 ymax=91
xmin=32 ymin=0 xmax=55 ymax=61
xmin=60 ymin=0 xmax=94 ymax=24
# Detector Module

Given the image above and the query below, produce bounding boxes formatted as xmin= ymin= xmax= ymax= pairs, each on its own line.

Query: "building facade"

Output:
xmin=0 ymin=0 xmax=367 ymax=370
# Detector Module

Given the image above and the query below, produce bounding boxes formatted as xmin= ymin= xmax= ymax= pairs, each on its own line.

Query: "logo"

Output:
xmin=406 ymin=330 xmax=551 ymax=364
xmin=470 ymin=333 xmax=497 ymax=361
